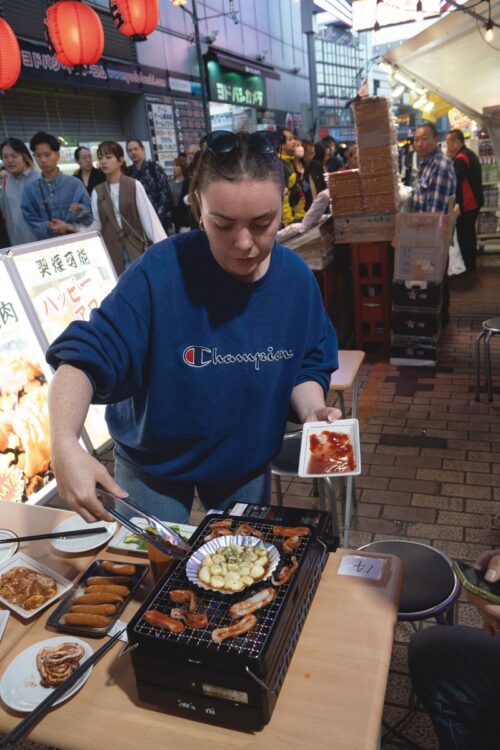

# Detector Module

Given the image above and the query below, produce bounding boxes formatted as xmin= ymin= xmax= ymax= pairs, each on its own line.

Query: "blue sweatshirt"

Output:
xmin=46 ymin=230 xmax=338 ymax=483
xmin=21 ymin=171 xmax=93 ymax=240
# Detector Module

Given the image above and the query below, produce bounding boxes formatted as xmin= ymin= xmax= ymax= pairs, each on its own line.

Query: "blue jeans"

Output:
xmin=113 ymin=449 xmax=271 ymax=523
xmin=409 ymin=625 xmax=500 ymax=750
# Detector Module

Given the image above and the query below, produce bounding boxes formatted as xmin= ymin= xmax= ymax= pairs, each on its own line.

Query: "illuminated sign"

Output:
xmin=206 ymin=60 xmax=266 ymax=108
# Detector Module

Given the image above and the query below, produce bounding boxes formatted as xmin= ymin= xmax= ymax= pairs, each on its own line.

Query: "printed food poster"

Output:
xmin=0 ymin=263 xmax=56 ymax=504
xmin=7 ymin=233 xmax=118 ymax=453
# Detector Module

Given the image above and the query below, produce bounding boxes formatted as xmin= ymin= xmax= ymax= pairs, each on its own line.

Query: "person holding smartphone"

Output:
xmin=409 ymin=548 xmax=500 ymax=750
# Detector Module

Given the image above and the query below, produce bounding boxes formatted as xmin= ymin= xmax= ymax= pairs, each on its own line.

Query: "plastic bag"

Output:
xmin=448 ymin=229 xmax=466 ymax=276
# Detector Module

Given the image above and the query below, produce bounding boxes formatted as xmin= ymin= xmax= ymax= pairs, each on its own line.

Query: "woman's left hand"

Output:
xmin=304 ymin=406 xmax=342 ymax=423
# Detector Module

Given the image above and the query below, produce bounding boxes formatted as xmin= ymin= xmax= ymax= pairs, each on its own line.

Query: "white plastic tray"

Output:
xmin=0 ymin=552 xmax=73 ymax=619
xmin=298 ymin=418 xmax=361 ymax=478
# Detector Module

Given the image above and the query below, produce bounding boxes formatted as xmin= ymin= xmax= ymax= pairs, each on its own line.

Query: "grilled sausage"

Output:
xmin=61 ymin=612 xmax=111 ymax=628
xmin=272 ymin=526 xmax=310 ymax=538
xmin=70 ymin=604 xmax=118 ymax=615
xmin=86 ymin=576 xmax=132 ymax=586
xmin=101 ymin=561 xmax=137 ymax=576
xmin=169 ymin=590 xmax=197 ymax=613
xmin=145 ymin=609 xmax=184 ymax=633
xmin=235 ymin=523 xmax=263 ymax=539
xmin=228 ymin=588 xmax=276 ymax=619
xmin=170 ymin=608 xmax=209 ymax=628
xmin=272 ymin=556 xmax=299 ymax=586
xmin=282 ymin=536 xmax=301 ymax=555
xmin=211 ymin=614 xmax=257 ymax=644
xmin=208 ymin=518 xmax=233 ymax=530
xmin=84 ymin=585 xmax=129 ymax=596
xmin=73 ymin=593 xmax=124 ymax=605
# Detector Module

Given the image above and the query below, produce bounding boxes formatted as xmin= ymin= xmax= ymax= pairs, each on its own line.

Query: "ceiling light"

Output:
xmin=485 ymin=18 xmax=494 ymax=42
xmin=373 ymin=20 xmax=381 ymax=43
xmin=413 ymin=94 xmax=428 ymax=109
xmin=416 ymin=0 xmax=424 ymax=22
xmin=378 ymin=61 xmax=393 ymax=75
xmin=392 ymin=84 xmax=405 ymax=98
xmin=423 ymin=100 xmax=434 ymax=112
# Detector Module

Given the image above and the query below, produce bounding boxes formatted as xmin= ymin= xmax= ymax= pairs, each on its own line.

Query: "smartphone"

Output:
xmin=453 ymin=560 xmax=500 ymax=605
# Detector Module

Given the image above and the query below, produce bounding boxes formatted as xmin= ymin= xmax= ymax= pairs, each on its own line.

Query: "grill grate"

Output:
xmin=132 ymin=519 xmax=313 ymax=660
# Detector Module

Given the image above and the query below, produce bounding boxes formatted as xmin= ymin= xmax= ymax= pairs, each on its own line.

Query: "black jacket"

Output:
xmin=75 ymin=167 xmax=106 ymax=196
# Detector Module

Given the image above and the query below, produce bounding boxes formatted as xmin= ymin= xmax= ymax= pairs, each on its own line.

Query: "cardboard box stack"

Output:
xmin=390 ymin=211 xmax=454 ymax=366
xmin=330 ymin=96 xmax=398 ymax=243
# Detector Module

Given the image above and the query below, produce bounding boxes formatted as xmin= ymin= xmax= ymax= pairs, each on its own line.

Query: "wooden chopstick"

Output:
xmin=0 ymin=528 xmax=109 ymax=545
xmin=0 ymin=629 xmax=126 ymax=748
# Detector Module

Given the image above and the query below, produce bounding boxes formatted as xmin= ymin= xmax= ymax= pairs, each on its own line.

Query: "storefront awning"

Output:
xmin=208 ymin=47 xmax=280 ymax=81
xmin=383 ymin=0 xmax=500 ymax=122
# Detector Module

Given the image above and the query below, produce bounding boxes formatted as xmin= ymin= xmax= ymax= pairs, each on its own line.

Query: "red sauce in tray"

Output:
xmin=307 ymin=431 xmax=356 ymax=474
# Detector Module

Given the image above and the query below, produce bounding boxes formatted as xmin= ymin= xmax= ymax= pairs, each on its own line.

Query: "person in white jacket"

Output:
xmin=91 ymin=141 xmax=166 ymax=274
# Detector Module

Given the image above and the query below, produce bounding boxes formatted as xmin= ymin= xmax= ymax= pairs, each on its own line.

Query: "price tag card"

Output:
xmin=0 ymin=611 xmax=10 ymax=642
xmin=337 ymin=555 xmax=385 ymax=581
xmin=108 ymin=620 xmax=128 ymax=643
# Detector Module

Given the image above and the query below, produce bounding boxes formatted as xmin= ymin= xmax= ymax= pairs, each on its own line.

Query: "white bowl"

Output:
xmin=298 ymin=418 xmax=362 ymax=478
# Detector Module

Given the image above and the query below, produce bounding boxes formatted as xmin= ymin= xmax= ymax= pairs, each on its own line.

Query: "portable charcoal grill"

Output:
xmin=127 ymin=511 xmax=331 ymax=731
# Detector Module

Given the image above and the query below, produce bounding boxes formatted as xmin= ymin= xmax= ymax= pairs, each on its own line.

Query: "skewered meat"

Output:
xmin=145 ymin=609 xmax=184 ymax=633
xmin=101 ymin=561 xmax=136 ymax=576
xmin=170 ymin=589 xmax=197 ymax=613
xmin=211 ymin=614 xmax=257 ymax=644
xmin=272 ymin=556 xmax=299 ymax=586
xmin=282 ymin=536 xmax=300 ymax=555
xmin=36 ymin=642 xmax=84 ymax=687
xmin=272 ymin=526 xmax=310 ymax=538
xmin=204 ymin=528 xmax=233 ymax=542
xmin=170 ymin=608 xmax=209 ymax=628
xmin=228 ymin=588 xmax=276 ymax=619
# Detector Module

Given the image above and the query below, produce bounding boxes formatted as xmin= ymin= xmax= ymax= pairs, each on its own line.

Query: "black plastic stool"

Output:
xmin=358 ymin=540 xmax=461 ymax=623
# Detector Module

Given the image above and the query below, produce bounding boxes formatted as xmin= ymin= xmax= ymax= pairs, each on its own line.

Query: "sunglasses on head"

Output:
xmin=200 ymin=130 xmax=278 ymax=156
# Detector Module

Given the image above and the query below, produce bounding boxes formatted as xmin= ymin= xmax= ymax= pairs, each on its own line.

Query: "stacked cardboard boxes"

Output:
xmin=330 ymin=96 xmax=398 ymax=243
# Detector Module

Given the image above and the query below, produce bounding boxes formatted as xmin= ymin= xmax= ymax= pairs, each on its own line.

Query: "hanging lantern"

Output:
xmin=110 ymin=0 xmax=160 ymax=42
xmin=0 ymin=18 xmax=21 ymax=91
xmin=45 ymin=1 xmax=104 ymax=69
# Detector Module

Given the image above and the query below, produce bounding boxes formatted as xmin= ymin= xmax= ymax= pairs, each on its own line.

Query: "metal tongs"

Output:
xmin=96 ymin=486 xmax=191 ymax=559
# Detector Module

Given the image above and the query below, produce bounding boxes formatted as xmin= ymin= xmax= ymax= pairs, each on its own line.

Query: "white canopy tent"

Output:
xmin=383 ymin=0 xmax=500 ymax=157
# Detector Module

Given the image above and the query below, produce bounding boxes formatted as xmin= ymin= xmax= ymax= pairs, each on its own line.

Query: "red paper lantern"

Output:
xmin=0 ymin=18 xmax=21 ymax=91
xmin=45 ymin=1 xmax=104 ymax=69
xmin=110 ymin=0 xmax=159 ymax=41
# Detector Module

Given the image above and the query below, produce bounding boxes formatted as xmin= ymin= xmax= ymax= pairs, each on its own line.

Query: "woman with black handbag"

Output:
xmin=92 ymin=141 xmax=166 ymax=274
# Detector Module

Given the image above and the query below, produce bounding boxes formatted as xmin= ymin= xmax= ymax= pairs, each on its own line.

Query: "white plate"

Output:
xmin=0 ymin=552 xmax=73 ymax=619
xmin=0 ymin=636 xmax=93 ymax=712
xmin=186 ymin=535 xmax=280 ymax=594
xmin=0 ymin=530 xmax=19 ymax=564
xmin=50 ymin=517 xmax=117 ymax=553
xmin=108 ymin=517 xmax=196 ymax=555
xmin=298 ymin=418 xmax=362 ymax=478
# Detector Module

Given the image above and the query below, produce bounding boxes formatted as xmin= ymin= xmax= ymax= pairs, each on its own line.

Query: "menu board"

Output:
xmin=0 ymin=262 xmax=57 ymax=506
xmin=173 ymin=97 xmax=206 ymax=151
xmin=146 ymin=99 xmax=178 ymax=177
xmin=5 ymin=232 xmax=118 ymax=455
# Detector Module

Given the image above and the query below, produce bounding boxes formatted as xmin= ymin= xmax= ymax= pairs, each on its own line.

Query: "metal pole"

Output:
xmin=191 ymin=0 xmax=212 ymax=134
xmin=301 ymin=0 xmax=319 ymax=141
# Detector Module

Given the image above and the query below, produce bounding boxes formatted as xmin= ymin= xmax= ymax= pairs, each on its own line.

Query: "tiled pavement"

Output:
xmin=10 ymin=254 xmax=499 ymax=750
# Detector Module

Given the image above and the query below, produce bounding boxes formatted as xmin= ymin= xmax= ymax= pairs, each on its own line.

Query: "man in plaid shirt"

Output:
xmin=411 ymin=122 xmax=456 ymax=213
xmin=411 ymin=122 xmax=456 ymax=324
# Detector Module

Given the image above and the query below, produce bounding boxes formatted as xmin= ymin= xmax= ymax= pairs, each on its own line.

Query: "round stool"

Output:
xmin=475 ymin=316 xmax=500 ymax=402
xmin=358 ymin=540 xmax=461 ymax=623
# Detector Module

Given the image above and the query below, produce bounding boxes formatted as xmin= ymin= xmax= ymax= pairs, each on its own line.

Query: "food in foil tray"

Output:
xmin=198 ymin=544 xmax=271 ymax=592
xmin=0 ymin=356 xmax=53 ymax=501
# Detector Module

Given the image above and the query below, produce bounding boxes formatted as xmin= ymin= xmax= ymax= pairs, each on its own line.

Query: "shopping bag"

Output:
xmin=448 ymin=230 xmax=466 ymax=276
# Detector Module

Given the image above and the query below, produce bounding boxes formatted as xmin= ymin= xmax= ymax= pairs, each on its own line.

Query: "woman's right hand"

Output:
xmin=51 ymin=440 xmax=128 ymax=522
